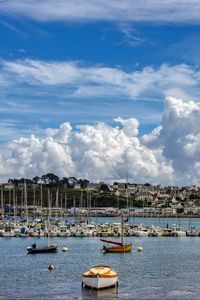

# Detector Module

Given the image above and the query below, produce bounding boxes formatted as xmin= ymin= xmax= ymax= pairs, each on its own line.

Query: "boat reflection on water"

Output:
xmin=81 ymin=286 xmax=118 ymax=299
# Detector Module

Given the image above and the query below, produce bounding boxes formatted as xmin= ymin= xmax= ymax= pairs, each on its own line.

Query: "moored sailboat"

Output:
xmin=100 ymin=214 xmax=132 ymax=253
xmin=100 ymin=239 xmax=132 ymax=253
xmin=27 ymin=188 xmax=57 ymax=254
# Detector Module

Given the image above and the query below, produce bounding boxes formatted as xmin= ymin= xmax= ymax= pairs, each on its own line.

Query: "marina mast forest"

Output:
xmin=1 ymin=173 xmax=200 ymax=218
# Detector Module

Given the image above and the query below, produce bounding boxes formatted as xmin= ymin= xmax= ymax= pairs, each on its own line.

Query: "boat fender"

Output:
xmin=48 ymin=264 xmax=55 ymax=270
xmin=62 ymin=247 xmax=68 ymax=252
xmin=137 ymin=246 xmax=143 ymax=251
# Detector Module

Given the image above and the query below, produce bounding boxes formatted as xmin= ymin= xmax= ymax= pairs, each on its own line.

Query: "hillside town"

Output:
xmin=1 ymin=174 xmax=200 ymax=217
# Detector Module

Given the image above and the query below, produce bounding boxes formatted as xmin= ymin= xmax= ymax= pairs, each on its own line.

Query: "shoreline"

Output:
xmin=65 ymin=213 xmax=199 ymax=219
xmin=1 ymin=213 xmax=199 ymax=220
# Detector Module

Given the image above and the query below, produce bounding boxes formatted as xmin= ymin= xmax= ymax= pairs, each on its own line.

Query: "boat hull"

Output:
xmin=27 ymin=244 xmax=57 ymax=254
xmin=82 ymin=265 xmax=118 ymax=290
xmin=103 ymin=243 xmax=132 ymax=253
xmin=82 ymin=276 xmax=118 ymax=289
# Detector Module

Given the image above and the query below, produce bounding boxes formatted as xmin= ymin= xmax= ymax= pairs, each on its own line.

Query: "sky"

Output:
xmin=1 ymin=0 xmax=200 ymax=185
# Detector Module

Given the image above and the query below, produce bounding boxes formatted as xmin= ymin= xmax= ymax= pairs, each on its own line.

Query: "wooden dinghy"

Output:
xmin=82 ymin=265 xmax=118 ymax=289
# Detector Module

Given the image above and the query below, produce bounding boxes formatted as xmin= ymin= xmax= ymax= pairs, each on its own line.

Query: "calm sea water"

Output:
xmin=72 ymin=216 xmax=200 ymax=230
xmin=1 ymin=217 xmax=200 ymax=300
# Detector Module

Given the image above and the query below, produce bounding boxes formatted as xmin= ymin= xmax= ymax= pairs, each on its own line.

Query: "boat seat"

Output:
xmin=90 ymin=266 xmax=111 ymax=275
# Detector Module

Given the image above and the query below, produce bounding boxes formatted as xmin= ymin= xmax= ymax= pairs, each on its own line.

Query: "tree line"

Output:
xmin=7 ymin=173 xmax=90 ymax=189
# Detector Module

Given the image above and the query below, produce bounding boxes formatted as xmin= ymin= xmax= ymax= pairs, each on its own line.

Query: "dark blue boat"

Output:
xmin=27 ymin=243 xmax=57 ymax=254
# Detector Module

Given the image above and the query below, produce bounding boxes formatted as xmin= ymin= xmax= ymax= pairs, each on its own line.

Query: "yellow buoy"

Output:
xmin=48 ymin=264 xmax=55 ymax=270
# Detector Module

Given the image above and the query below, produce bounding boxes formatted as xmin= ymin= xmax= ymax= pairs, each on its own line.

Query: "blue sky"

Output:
xmin=1 ymin=1 xmax=200 ymax=142
xmin=1 ymin=1 xmax=200 ymax=184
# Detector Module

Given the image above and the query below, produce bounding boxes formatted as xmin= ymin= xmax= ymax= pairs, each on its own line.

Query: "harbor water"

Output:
xmin=1 ymin=217 xmax=200 ymax=299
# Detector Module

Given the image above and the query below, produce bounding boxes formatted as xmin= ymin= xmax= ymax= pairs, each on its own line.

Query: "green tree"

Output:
xmin=99 ymin=182 xmax=109 ymax=194
xmin=78 ymin=178 xmax=89 ymax=189
xmin=32 ymin=176 xmax=40 ymax=184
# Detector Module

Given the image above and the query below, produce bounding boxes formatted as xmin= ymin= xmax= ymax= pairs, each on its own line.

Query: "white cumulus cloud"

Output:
xmin=1 ymin=96 xmax=200 ymax=186
xmin=143 ymin=96 xmax=200 ymax=185
xmin=0 ymin=117 xmax=174 ymax=185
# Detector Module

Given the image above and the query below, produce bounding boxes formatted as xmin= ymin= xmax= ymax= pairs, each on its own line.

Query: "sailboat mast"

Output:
xmin=33 ymin=185 xmax=36 ymax=220
xmin=55 ymin=188 xmax=59 ymax=219
xmin=13 ymin=187 xmax=16 ymax=224
xmin=60 ymin=194 xmax=63 ymax=220
xmin=24 ymin=180 xmax=28 ymax=222
xmin=126 ymin=171 xmax=129 ymax=211
xmin=48 ymin=188 xmax=51 ymax=246
xmin=40 ymin=183 xmax=43 ymax=216
xmin=64 ymin=193 xmax=67 ymax=217
xmin=121 ymin=214 xmax=124 ymax=245
xmin=80 ymin=189 xmax=83 ymax=221
xmin=8 ymin=185 xmax=11 ymax=220
xmin=1 ymin=184 xmax=4 ymax=219
xmin=21 ymin=187 xmax=23 ymax=218
xmin=89 ymin=193 xmax=92 ymax=222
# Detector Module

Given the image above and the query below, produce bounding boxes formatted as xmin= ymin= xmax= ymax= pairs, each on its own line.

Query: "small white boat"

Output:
xmin=2 ymin=225 xmax=15 ymax=237
xmin=82 ymin=265 xmax=118 ymax=289
xmin=172 ymin=224 xmax=186 ymax=237
xmin=137 ymin=246 xmax=143 ymax=251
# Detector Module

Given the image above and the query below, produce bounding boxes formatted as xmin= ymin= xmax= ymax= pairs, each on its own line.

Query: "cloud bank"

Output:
xmin=1 ymin=0 xmax=200 ymax=24
xmin=1 ymin=96 xmax=200 ymax=186
xmin=2 ymin=59 xmax=200 ymax=148
xmin=2 ymin=59 xmax=200 ymax=101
